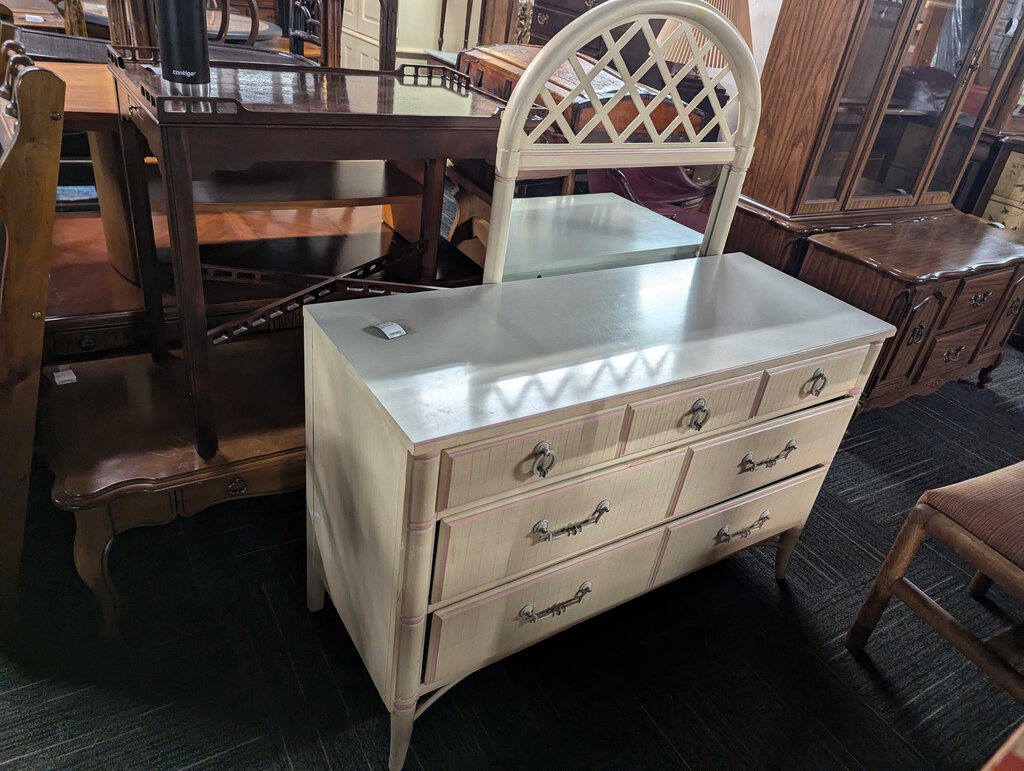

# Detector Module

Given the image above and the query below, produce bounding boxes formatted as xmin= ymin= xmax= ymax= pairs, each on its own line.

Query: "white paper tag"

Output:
xmin=374 ymin=321 xmax=408 ymax=340
xmin=24 ymin=14 xmax=46 ymax=22
xmin=53 ymin=368 xmax=77 ymax=385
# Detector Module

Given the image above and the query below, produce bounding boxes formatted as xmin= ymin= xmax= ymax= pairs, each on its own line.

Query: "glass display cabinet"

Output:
xmin=730 ymin=0 xmax=1024 ymax=274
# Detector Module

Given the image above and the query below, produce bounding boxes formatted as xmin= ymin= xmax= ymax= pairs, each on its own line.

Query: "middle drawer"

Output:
xmin=432 ymin=449 xmax=687 ymax=603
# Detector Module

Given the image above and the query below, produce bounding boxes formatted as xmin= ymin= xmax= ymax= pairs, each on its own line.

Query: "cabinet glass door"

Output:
xmin=804 ymin=0 xmax=911 ymax=204
xmin=852 ymin=0 xmax=994 ymax=204
xmin=929 ymin=0 xmax=1024 ymax=194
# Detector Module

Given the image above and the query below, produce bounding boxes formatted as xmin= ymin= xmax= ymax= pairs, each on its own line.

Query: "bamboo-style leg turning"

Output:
xmin=775 ymin=526 xmax=803 ymax=580
xmin=968 ymin=570 xmax=994 ymax=600
xmin=73 ymin=509 xmax=119 ymax=641
xmin=306 ymin=512 xmax=325 ymax=613
xmin=846 ymin=504 xmax=932 ymax=653
xmin=389 ymin=709 xmax=415 ymax=770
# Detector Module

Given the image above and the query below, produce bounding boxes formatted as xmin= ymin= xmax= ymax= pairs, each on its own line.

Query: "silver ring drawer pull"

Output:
xmin=741 ymin=439 xmax=798 ymax=472
xmin=518 ymin=581 xmax=592 ymax=624
xmin=532 ymin=500 xmax=611 ymax=542
xmin=1010 ymin=297 xmax=1022 ymax=317
xmin=535 ymin=11 xmax=549 ymax=25
xmin=531 ymin=441 xmax=557 ymax=478
xmin=715 ymin=511 xmax=771 ymax=545
xmin=969 ymin=291 xmax=993 ymax=308
xmin=943 ymin=345 xmax=966 ymax=363
xmin=809 ymin=368 xmax=828 ymax=397
xmin=689 ymin=398 xmax=711 ymax=431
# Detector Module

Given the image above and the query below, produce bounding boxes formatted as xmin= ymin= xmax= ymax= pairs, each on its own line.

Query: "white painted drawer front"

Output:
xmin=623 ymin=373 xmax=761 ymax=455
xmin=675 ymin=397 xmax=856 ymax=516
xmin=438 ymin=408 xmax=626 ymax=510
xmin=432 ymin=450 xmax=686 ymax=603
xmin=755 ymin=347 xmax=868 ymax=417
xmin=424 ymin=530 xmax=663 ymax=685
xmin=655 ymin=467 xmax=828 ymax=586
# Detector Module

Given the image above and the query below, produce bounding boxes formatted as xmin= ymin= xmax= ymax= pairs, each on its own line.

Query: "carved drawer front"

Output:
xmin=755 ymin=347 xmax=868 ymax=417
xmin=424 ymin=530 xmax=663 ymax=685
xmin=623 ymin=374 xmax=761 ymax=456
xmin=675 ymin=397 xmax=856 ymax=516
xmin=432 ymin=449 xmax=686 ymax=603
xmin=654 ymin=467 xmax=828 ymax=587
xmin=918 ymin=324 xmax=988 ymax=382
xmin=438 ymin=408 xmax=626 ymax=510
xmin=941 ymin=269 xmax=1014 ymax=332
xmin=876 ymin=286 xmax=954 ymax=391
xmin=979 ymin=268 xmax=1024 ymax=357
xmin=180 ymin=457 xmax=306 ymax=514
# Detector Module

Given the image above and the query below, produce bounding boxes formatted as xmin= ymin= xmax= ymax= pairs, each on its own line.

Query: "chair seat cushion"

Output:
xmin=921 ymin=461 xmax=1024 ymax=568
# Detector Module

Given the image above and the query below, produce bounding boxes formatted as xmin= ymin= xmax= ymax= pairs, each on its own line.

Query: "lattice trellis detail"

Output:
xmin=525 ymin=17 xmax=739 ymax=148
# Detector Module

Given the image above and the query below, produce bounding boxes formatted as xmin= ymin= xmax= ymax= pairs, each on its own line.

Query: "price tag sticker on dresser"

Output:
xmin=371 ymin=321 xmax=408 ymax=340
xmin=52 ymin=367 xmax=77 ymax=386
xmin=24 ymin=14 xmax=46 ymax=22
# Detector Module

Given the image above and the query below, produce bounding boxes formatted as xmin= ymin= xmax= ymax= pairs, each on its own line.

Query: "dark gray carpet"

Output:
xmin=4 ymin=350 xmax=1024 ymax=770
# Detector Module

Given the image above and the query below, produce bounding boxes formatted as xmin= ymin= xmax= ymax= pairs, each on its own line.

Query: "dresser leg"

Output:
xmin=775 ymin=526 xmax=803 ymax=581
xmin=306 ymin=513 xmax=325 ymax=613
xmin=389 ymin=709 xmax=415 ymax=770
xmin=73 ymin=508 xmax=119 ymax=641
xmin=846 ymin=505 xmax=931 ymax=654
xmin=978 ymin=353 xmax=1004 ymax=388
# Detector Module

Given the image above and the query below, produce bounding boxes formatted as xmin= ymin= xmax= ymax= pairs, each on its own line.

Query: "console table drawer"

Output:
xmin=623 ymin=374 xmax=760 ymax=455
xmin=424 ymin=529 xmax=663 ymax=685
xmin=432 ymin=449 xmax=686 ymax=603
xmin=756 ymin=347 xmax=868 ymax=417
xmin=654 ymin=466 xmax=828 ymax=586
xmin=438 ymin=408 xmax=626 ymax=510
xmin=942 ymin=270 xmax=1014 ymax=332
xmin=919 ymin=324 xmax=987 ymax=381
xmin=675 ymin=397 xmax=856 ymax=515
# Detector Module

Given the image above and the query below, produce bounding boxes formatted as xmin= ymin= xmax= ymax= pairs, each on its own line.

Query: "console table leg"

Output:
xmin=73 ymin=509 xmax=119 ymax=641
xmin=306 ymin=512 xmax=325 ymax=613
xmin=775 ymin=526 xmax=803 ymax=581
xmin=389 ymin=709 xmax=415 ymax=771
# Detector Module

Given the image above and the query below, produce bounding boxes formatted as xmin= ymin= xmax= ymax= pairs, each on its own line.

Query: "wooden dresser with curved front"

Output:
xmin=303 ymin=254 xmax=894 ymax=769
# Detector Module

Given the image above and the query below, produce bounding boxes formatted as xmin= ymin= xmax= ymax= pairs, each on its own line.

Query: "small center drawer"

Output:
xmin=623 ymin=373 xmax=761 ymax=455
xmin=918 ymin=323 xmax=988 ymax=382
xmin=437 ymin=407 xmax=626 ymax=510
xmin=432 ymin=449 xmax=686 ymax=603
xmin=755 ymin=347 xmax=868 ymax=417
xmin=654 ymin=466 xmax=828 ymax=587
xmin=675 ymin=397 xmax=856 ymax=516
xmin=424 ymin=529 xmax=663 ymax=686
xmin=941 ymin=269 xmax=1014 ymax=332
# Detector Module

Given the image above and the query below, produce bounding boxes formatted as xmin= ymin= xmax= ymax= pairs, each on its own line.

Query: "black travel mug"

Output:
xmin=155 ymin=0 xmax=211 ymax=96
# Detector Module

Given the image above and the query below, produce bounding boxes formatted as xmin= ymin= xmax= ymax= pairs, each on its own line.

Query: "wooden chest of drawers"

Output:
xmin=303 ymin=254 xmax=894 ymax=769
xmin=801 ymin=213 xmax=1024 ymax=410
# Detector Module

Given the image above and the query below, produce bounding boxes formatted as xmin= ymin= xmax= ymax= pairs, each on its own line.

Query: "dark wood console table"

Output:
xmin=110 ymin=48 xmax=506 ymax=458
xmin=800 ymin=213 xmax=1024 ymax=411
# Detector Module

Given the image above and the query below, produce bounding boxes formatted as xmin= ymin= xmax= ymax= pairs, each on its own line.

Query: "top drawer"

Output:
xmin=941 ymin=270 xmax=1015 ymax=332
xmin=438 ymin=407 xmax=626 ymax=510
xmin=756 ymin=347 xmax=869 ymax=417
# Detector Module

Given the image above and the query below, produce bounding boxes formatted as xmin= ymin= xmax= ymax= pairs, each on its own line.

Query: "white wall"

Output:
xmin=749 ymin=0 xmax=784 ymax=73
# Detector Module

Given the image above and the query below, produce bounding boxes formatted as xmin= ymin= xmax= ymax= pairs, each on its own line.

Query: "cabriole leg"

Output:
xmin=73 ymin=508 xmax=119 ymax=641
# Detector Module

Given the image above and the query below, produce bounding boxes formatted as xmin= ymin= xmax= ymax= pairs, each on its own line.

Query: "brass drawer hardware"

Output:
xmin=969 ymin=291 xmax=993 ymax=308
xmin=535 ymin=11 xmax=549 ymax=25
xmin=715 ymin=510 xmax=771 ymax=545
xmin=910 ymin=323 xmax=925 ymax=345
xmin=741 ymin=440 xmax=798 ymax=472
xmin=809 ymin=368 xmax=828 ymax=397
xmin=530 ymin=441 xmax=557 ymax=478
xmin=518 ymin=581 xmax=592 ymax=623
xmin=227 ymin=477 xmax=248 ymax=496
xmin=585 ymin=0 xmax=598 ymax=6
xmin=532 ymin=500 xmax=611 ymax=542
xmin=689 ymin=398 xmax=711 ymax=431
xmin=943 ymin=345 xmax=966 ymax=363
xmin=78 ymin=335 xmax=96 ymax=352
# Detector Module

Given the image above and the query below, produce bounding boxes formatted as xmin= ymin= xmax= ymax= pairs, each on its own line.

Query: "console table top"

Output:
xmin=306 ymin=254 xmax=895 ymax=445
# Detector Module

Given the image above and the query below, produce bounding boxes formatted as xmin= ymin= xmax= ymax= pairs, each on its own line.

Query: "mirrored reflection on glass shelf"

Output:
xmin=931 ymin=0 xmax=1024 ymax=193
xmin=805 ymin=0 xmax=908 ymax=203
xmin=855 ymin=0 xmax=992 ymax=199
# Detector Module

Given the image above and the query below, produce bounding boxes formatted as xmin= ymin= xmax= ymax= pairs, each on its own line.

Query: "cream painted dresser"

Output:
xmin=303 ymin=254 xmax=895 ymax=769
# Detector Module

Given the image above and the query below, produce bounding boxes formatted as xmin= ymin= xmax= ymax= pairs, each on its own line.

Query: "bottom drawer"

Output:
xmin=424 ymin=529 xmax=663 ymax=685
xmin=654 ymin=466 xmax=829 ymax=587
xmin=918 ymin=324 xmax=987 ymax=382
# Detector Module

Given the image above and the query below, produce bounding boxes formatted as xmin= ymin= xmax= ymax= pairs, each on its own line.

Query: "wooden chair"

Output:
xmin=286 ymin=0 xmax=342 ymax=67
xmin=0 ymin=49 xmax=66 ymax=640
xmin=481 ymin=0 xmax=761 ymax=284
xmin=847 ymin=461 xmax=1024 ymax=702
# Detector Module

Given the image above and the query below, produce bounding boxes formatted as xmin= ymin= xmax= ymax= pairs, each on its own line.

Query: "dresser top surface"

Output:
xmin=305 ymin=254 xmax=894 ymax=446
xmin=807 ymin=212 xmax=1024 ymax=282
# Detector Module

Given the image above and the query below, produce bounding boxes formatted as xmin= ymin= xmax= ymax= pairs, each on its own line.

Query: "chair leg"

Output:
xmin=846 ymin=504 xmax=933 ymax=653
xmin=968 ymin=570 xmax=994 ymax=601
